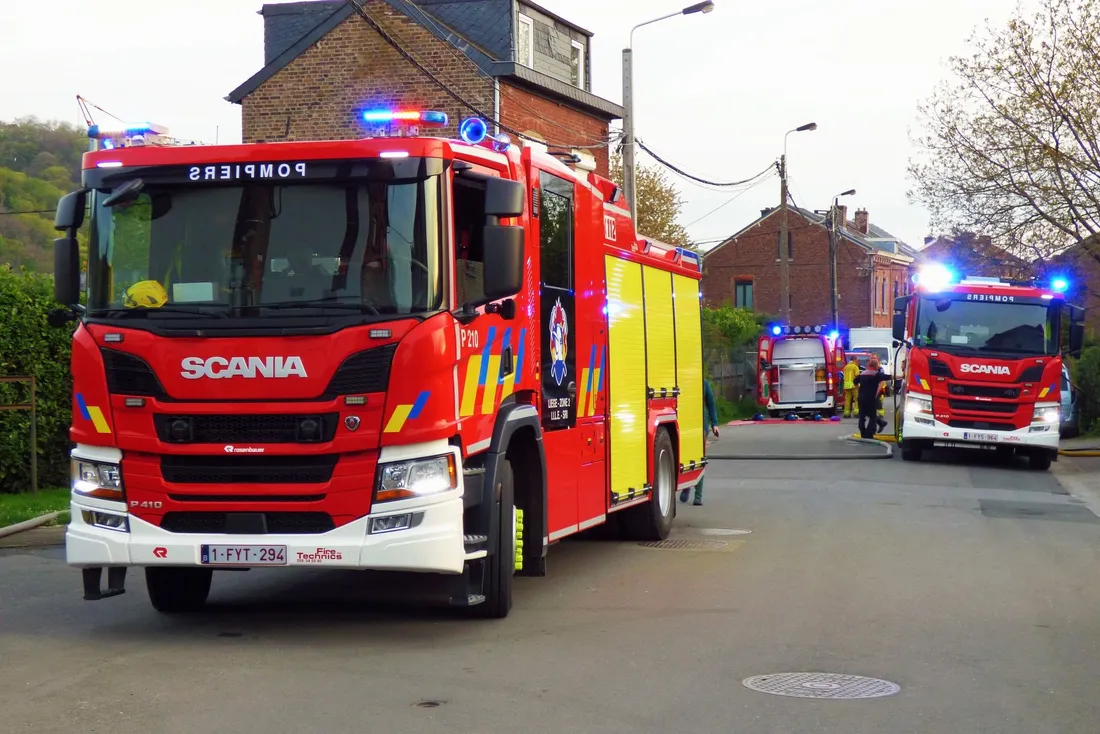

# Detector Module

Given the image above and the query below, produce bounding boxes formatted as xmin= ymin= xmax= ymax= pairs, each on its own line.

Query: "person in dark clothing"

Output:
xmin=853 ymin=358 xmax=892 ymax=439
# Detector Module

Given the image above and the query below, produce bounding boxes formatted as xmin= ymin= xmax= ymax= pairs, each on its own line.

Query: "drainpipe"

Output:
xmin=494 ymin=78 xmax=500 ymax=135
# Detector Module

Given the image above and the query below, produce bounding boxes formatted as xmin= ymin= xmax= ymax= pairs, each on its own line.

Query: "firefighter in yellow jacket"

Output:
xmin=842 ymin=356 xmax=860 ymax=418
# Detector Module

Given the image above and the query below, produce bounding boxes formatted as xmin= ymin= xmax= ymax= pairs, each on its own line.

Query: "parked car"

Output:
xmin=1060 ymin=364 xmax=1079 ymax=438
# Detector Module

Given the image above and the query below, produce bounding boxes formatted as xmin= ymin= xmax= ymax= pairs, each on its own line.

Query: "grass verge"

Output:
xmin=716 ymin=395 xmax=759 ymax=423
xmin=0 ymin=488 xmax=71 ymax=528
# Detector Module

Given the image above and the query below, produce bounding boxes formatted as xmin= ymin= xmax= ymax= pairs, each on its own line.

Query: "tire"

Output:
xmin=471 ymin=458 xmax=515 ymax=619
xmin=620 ymin=429 xmax=676 ymax=541
xmin=145 ymin=567 xmax=212 ymax=613
xmin=1029 ymin=452 xmax=1052 ymax=471
xmin=900 ymin=441 xmax=922 ymax=462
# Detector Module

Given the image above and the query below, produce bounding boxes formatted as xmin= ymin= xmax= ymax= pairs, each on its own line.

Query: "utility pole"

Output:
xmin=621 ymin=2 xmax=715 ymax=226
xmin=829 ymin=189 xmax=856 ymax=333
xmin=778 ymin=122 xmax=817 ymax=323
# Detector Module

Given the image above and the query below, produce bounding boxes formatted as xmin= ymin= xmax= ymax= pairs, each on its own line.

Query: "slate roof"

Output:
xmin=227 ymin=0 xmax=622 ymax=120
xmin=706 ymin=206 xmax=918 ymax=261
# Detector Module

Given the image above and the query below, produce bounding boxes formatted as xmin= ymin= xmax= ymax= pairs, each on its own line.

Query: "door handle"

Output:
xmin=567 ymin=381 xmax=577 ymax=398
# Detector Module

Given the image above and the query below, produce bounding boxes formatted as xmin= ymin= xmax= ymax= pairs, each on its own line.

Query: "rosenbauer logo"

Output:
xmin=180 ymin=356 xmax=308 ymax=379
xmin=224 ymin=445 xmax=265 ymax=454
xmin=959 ymin=364 xmax=1012 ymax=376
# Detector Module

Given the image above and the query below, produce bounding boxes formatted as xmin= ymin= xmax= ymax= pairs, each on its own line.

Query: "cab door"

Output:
xmin=536 ymin=169 xmax=580 ymax=538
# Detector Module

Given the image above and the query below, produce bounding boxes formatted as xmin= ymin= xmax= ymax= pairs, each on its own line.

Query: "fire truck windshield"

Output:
xmin=914 ymin=295 xmax=1057 ymax=356
xmin=86 ymin=173 xmax=443 ymax=320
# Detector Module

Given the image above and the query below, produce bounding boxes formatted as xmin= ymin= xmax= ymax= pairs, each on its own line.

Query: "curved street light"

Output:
xmin=829 ymin=188 xmax=857 ymax=331
xmin=778 ymin=121 xmax=818 ymax=322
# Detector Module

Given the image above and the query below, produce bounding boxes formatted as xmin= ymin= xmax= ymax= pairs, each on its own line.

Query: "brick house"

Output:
xmin=226 ymin=0 xmax=622 ymax=176
xmin=701 ymin=205 xmax=916 ymax=329
xmin=1048 ymin=236 xmax=1100 ymax=340
xmin=917 ymin=232 xmax=1032 ymax=280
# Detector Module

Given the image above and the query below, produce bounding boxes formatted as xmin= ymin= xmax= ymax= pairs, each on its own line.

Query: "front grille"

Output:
xmin=160 ymin=455 xmax=338 ymax=484
xmin=168 ymin=493 xmax=325 ymax=503
xmin=154 ymin=413 xmax=339 ymax=444
xmin=948 ymin=399 xmax=1018 ymax=414
xmin=948 ymin=383 xmax=1020 ymax=399
xmin=948 ymin=419 xmax=1016 ymax=431
xmin=102 ymin=348 xmax=167 ymax=398
xmin=325 ymin=344 xmax=396 ymax=395
xmin=160 ymin=511 xmax=334 ymax=534
xmin=928 ymin=359 xmax=952 ymax=378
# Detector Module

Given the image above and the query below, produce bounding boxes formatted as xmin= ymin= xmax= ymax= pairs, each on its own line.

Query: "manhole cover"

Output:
xmin=637 ymin=539 xmax=728 ymax=550
xmin=742 ymin=672 xmax=900 ymax=699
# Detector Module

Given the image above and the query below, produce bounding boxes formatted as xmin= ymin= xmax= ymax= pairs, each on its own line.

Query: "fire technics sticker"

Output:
xmin=296 ymin=548 xmax=343 ymax=564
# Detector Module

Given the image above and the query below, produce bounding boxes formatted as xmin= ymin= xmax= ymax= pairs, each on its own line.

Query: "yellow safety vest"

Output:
xmin=843 ymin=362 xmax=860 ymax=390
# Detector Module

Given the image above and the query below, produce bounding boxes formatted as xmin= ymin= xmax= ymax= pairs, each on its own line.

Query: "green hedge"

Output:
xmin=0 ymin=266 xmax=75 ymax=493
xmin=1074 ymin=346 xmax=1100 ymax=435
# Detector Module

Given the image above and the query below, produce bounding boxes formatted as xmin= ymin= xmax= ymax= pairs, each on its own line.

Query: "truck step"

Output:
xmin=466 ymin=594 xmax=485 ymax=605
xmin=462 ymin=467 xmax=486 ymax=476
xmin=463 ymin=534 xmax=489 ymax=545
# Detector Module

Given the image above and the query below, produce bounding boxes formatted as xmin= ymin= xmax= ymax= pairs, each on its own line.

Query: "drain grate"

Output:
xmin=978 ymin=499 xmax=1100 ymax=524
xmin=743 ymin=672 xmax=900 ymax=699
xmin=637 ymin=539 xmax=728 ymax=550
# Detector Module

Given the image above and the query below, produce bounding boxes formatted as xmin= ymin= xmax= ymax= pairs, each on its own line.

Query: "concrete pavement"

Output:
xmin=3 ymin=429 xmax=1100 ymax=733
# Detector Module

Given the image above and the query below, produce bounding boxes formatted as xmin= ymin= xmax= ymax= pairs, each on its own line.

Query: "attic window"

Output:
xmin=570 ymin=39 xmax=585 ymax=88
xmin=517 ymin=14 xmax=534 ymax=67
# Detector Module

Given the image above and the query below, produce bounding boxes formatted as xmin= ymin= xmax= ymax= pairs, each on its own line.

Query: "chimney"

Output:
xmin=854 ymin=208 xmax=869 ymax=235
xmin=835 ymin=204 xmax=848 ymax=229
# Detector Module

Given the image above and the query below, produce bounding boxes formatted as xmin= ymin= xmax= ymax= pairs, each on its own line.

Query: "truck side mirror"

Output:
xmin=482 ymin=225 xmax=524 ymax=300
xmin=54 ymin=236 xmax=81 ymax=307
xmin=1067 ymin=305 xmax=1085 ymax=358
xmin=54 ymin=189 xmax=87 ymax=231
xmin=892 ymin=312 xmax=906 ymax=342
xmin=484 ymin=177 xmax=524 ymax=218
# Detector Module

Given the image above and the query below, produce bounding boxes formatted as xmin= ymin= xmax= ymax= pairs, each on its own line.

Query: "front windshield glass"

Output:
xmin=914 ymin=296 xmax=1056 ymax=356
xmin=87 ymin=174 xmax=442 ymax=317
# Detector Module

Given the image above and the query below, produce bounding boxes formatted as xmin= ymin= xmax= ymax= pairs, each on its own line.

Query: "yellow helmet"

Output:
xmin=123 ymin=280 xmax=168 ymax=309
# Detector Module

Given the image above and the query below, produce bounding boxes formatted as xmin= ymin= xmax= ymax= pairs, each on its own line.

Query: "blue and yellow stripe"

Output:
xmin=460 ymin=327 xmax=527 ymax=417
xmin=76 ymin=393 xmax=112 ymax=434
xmin=575 ymin=345 xmax=606 ymax=418
xmin=1038 ymin=382 xmax=1057 ymax=399
xmin=384 ymin=390 xmax=431 ymax=433
xmin=914 ymin=373 xmax=930 ymax=391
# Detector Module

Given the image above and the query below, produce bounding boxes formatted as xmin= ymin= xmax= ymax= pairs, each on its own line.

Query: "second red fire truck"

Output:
xmin=49 ymin=111 xmax=707 ymax=618
xmin=893 ymin=264 xmax=1083 ymax=470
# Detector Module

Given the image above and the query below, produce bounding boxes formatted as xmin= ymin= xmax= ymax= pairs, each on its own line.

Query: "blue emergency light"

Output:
xmin=459 ymin=117 xmax=488 ymax=144
xmin=1051 ymin=276 xmax=1069 ymax=293
xmin=913 ymin=262 xmax=955 ymax=292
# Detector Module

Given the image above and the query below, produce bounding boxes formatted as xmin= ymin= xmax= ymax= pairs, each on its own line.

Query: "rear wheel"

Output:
xmin=620 ymin=429 xmax=676 ymax=541
xmin=1029 ymin=451 xmax=1053 ymax=471
xmin=145 ymin=567 xmax=212 ymax=613
xmin=471 ymin=459 xmax=515 ymax=619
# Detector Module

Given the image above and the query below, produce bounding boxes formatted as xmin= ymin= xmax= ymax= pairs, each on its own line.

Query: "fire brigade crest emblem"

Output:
xmin=548 ymin=298 xmax=569 ymax=386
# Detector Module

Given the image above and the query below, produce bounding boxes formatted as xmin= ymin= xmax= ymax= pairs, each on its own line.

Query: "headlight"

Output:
xmin=72 ymin=459 xmax=125 ymax=502
xmin=375 ymin=454 xmax=457 ymax=502
xmin=905 ymin=394 xmax=932 ymax=414
xmin=1031 ymin=403 xmax=1060 ymax=424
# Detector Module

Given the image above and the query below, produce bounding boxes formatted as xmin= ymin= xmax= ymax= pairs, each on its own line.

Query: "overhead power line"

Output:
xmin=636 ymin=139 xmax=775 ymax=188
xmin=683 ymin=170 xmax=776 ymax=228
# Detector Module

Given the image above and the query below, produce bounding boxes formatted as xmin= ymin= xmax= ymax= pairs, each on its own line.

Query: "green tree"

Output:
xmin=609 ymin=153 xmax=690 ymax=246
xmin=909 ymin=0 xmax=1100 ymax=263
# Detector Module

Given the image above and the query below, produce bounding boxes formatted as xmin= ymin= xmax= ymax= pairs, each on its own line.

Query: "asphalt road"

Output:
xmin=4 ymin=423 xmax=1100 ymax=734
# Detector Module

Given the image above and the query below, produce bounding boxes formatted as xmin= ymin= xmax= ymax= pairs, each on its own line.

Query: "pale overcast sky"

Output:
xmin=2 ymin=0 xmax=1035 ymax=250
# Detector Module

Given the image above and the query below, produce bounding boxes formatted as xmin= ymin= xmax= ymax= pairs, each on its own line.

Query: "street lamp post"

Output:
xmin=622 ymin=1 xmax=715 ymax=226
xmin=829 ymin=188 xmax=856 ymax=332
xmin=778 ymin=121 xmax=817 ymax=323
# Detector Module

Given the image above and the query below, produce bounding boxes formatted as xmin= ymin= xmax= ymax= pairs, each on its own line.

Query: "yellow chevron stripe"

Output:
xmin=481 ymin=355 xmax=501 ymax=414
xmin=460 ymin=355 xmax=481 ymax=418
xmin=1038 ymin=386 xmax=1050 ymax=398
xmin=383 ymin=404 xmax=414 ymax=433
xmin=577 ymin=367 xmax=590 ymax=419
xmin=500 ymin=369 xmax=516 ymax=399
xmin=87 ymin=406 xmax=112 ymax=434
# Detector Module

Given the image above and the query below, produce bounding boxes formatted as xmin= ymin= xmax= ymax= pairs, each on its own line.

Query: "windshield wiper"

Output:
xmin=260 ymin=299 xmax=381 ymax=315
xmin=90 ymin=306 xmax=229 ymax=319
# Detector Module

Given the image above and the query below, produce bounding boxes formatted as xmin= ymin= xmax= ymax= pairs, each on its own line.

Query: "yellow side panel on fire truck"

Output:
xmin=643 ymin=266 xmax=677 ymax=393
xmin=605 ymin=254 xmax=648 ymax=500
xmin=673 ymin=273 xmax=704 ymax=467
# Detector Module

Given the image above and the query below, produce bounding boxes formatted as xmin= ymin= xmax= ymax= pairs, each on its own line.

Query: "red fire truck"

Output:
xmin=48 ymin=112 xmax=707 ymax=618
xmin=893 ymin=264 xmax=1084 ymax=470
xmin=756 ymin=324 xmax=846 ymax=417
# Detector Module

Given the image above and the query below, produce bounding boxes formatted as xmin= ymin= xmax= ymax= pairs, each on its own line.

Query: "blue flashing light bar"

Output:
xmin=1051 ymin=276 xmax=1069 ymax=293
xmin=361 ymin=109 xmax=448 ymax=126
xmin=771 ymin=325 xmax=782 ymax=336
xmin=769 ymin=324 xmax=830 ymax=337
xmin=913 ymin=262 xmax=955 ymax=292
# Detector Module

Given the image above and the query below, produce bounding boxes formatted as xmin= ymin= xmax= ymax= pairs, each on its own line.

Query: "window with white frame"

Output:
xmin=517 ymin=15 xmax=534 ymax=68
xmin=570 ymin=39 xmax=585 ymax=88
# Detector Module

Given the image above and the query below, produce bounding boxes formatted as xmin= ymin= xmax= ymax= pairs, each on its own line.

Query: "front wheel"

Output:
xmin=620 ymin=428 xmax=676 ymax=541
xmin=1028 ymin=451 xmax=1053 ymax=471
xmin=470 ymin=458 xmax=516 ymax=619
xmin=900 ymin=440 xmax=923 ymax=462
xmin=145 ymin=567 xmax=212 ymax=613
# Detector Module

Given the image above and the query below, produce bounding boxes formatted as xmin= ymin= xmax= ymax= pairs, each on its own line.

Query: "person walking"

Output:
xmin=854 ymin=358 xmax=891 ymax=439
xmin=842 ymin=356 xmax=861 ymax=418
xmin=681 ymin=378 xmax=720 ymax=506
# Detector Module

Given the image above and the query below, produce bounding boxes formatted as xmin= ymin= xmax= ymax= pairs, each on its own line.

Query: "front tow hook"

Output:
xmin=82 ymin=567 xmax=127 ymax=600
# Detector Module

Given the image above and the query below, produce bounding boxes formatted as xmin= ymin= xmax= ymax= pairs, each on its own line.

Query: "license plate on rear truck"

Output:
xmin=200 ymin=545 xmax=287 ymax=566
xmin=963 ymin=432 xmax=1000 ymax=442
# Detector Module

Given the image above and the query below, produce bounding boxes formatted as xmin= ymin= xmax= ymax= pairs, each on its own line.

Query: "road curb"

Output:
xmin=709 ymin=436 xmax=892 ymax=461
xmin=0 ymin=511 xmax=62 ymax=539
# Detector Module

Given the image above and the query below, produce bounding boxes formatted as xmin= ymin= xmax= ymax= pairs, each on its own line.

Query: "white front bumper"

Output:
xmin=66 ymin=497 xmax=467 ymax=575
xmin=767 ymin=396 xmax=835 ymax=410
xmin=902 ymin=414 xmax=1059 ymax=451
